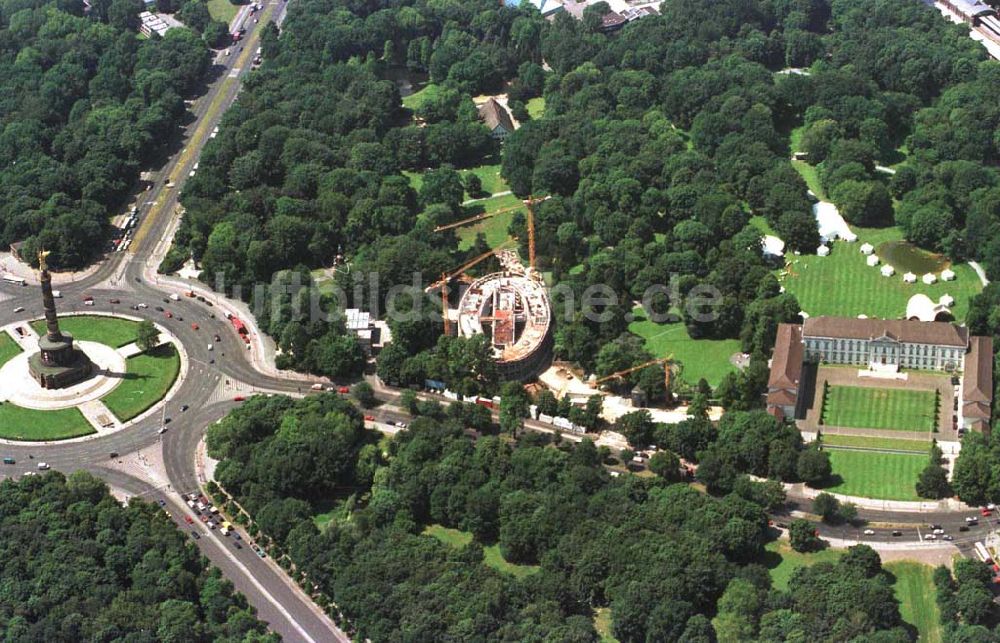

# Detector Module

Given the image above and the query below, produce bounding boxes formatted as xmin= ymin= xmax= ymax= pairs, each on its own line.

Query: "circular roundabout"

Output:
xmin=0 ymin=314 xmax=184 ymax=443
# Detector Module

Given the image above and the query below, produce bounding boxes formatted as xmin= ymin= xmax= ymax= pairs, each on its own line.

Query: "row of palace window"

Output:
xmin=808 ymin=339 xmax=963 ymax=367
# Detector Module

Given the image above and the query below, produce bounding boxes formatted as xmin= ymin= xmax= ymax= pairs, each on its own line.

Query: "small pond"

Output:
xmin=876 ymin=240 xmax=950 ymax=274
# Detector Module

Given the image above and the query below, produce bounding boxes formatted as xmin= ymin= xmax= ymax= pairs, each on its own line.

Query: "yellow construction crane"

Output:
xmin=523 ymin=195 xmax=548 ymax=269
xmin=433 ymin=202 xmax=525 ymax=233
xmin=590 ymin=357 xmax=675 ymax=392
xmin=430 ymin=242 xmax=514 ymax=335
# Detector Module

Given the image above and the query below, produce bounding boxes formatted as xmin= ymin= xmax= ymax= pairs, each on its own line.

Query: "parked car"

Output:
xmin=943 ymin=534 xmax=955 ymax=541
xmin=109 ymin=298 xmax=120 ymax=304
xmin=863 ymin=529 xmax=875 ymax=535
xmin=891 ymin=530 xmax=902 ymax=537
xmin=924 ymin=534 xmax=937 ymax=540
xmin=234 ymin=396 xmax=246 ymax=402
xmin=190 ymin=530 xmax=200 ymax=540
xmin=960 ymin=525 xmax=970 ymax=532
xmin=185 ymin=516 xmax=194 ymax=524
xmin=233 ymin=541 xmax=242 ymax=549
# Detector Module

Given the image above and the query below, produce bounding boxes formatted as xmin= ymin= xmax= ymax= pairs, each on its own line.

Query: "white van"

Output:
xmin=37 ymin=462 xmax=49 ymax=470
xmin=207 ymin=343 xmax=214 ymax=351
xmin=169 ymin=293 xmax=180 ymax=301
xmin=51 ymin=290 xmax=62 ymax=298
xmin=310 ymin=383 xmax=323 ymax=390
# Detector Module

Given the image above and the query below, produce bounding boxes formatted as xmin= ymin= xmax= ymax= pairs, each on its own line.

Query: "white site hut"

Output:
xmin=866 ymin=254 xmax=880 ymax=267
xmin=903 ymin=272 xmax=916 ymax=283
xmin=817 ymin=245 xmax=830 ymax=256
xmin=941 ymin=268 xmax=956 ymax=281
xmin=922 ymin=272 xmax=937 ymax=285
xmin=860 ymin=243 xmax=874 ymax=255
xmin=880 ymin=265 xmax=895 ymax=277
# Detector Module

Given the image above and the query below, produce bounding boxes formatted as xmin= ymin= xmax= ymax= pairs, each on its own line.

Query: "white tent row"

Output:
xmin=880 ymin=265 xmax=895 ymax=277
xmin=866 ymin=254 xmax=880 ymax=267
xmin=860 ymin=242 xmax=875 ymax=255
xmin=903 ymin=272 xmax=916 ymax=283
xmin=941 ymin=268 xmax=956 ymax=281
xmin=923 ymin=272 xmax=937 ymax=285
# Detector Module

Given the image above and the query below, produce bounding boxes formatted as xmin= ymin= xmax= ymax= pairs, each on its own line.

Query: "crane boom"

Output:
xmin=591 ymin=356 xmax=674 ymax=390
xmin=433 ymin=202 xmax=525 ymax=233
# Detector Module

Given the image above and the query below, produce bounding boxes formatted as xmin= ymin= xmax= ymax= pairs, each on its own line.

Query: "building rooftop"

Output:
xmin=964 ymin=336 xmax=994 ymax=408
xmin=803 ymin=316 xmax=969 ymax=348
xmin=477 ymin=98 xmax=515 ymax=133
xmin=768 ymin=323 xmax=803 ymax=390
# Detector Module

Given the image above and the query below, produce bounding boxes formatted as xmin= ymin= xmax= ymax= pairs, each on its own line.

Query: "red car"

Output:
xmin=184 ymin=516 xmax=194 ymax=524
xmin=364 ymin=415 xmax=375 ymax=422
xmin=191 ymin=323 xmax=199 ymax=330
xmin=982 ymin=507 xmax=992 ymax=516
xmin=233 ymin=396 xmax=246 ymax=402
xmin=337 ymin=386 xmax=350 ymax=394
xmin=200 ymin=515 xmax=209 ymax=523
xmin=165 ymin=311 xmax=173 ymax=318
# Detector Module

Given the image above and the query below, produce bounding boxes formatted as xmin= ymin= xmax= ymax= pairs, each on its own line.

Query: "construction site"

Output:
xmin=455 ymin=249 xmax=552 ymax=379
xmin=430 ymin=197 xmax=553 ymax=380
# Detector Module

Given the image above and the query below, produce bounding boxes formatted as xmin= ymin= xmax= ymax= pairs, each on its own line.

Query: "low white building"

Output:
xmin=139 ymin=11 xmax=183 ymax=38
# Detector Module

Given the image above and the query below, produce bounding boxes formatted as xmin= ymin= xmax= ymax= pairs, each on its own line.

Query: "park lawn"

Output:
xmin=458 ymin=208 xmax=516 ymax=251
xmin=823 ymin=385 xmax=936 ymax=432
xmin=457 ymin=193 xmax=524 ymax=250
xmin=406 ymin=164 xmax=508 ymax=200
xmin=461 ymin=163 xmax=508 ymax=197
xmin=749 ymin=215 xmax=777 ymax=236
xmin=823 ymin=449 xmax=925 ymax=501
xmin=526 ymin=97 xmax=545 ymax=119
xmin=423 ymin=524 xmax=540 ymax=578
xmin=593 ymin=607 xmax=619 ymax=643
xmin=885 ymin=561 xmax=942 ymax=643
xmin=778 ymin=226 xmax=982 ymax=320
xmin=0 ymin=333 xmax=21 ymax=366
xmin=31 ymin=315 xmax=138 ymax=348
xmin=628 ymin=307 xmax=741 ymax=387
xmin=102 ymin=344 xmax=180 ymax=422
xmin=403 ymin=170 xmax=423 ymax=192
xmin=0 ymin=404 xmax=94 ymax=441
xmin=206 ymin=0 xmax=238 ymax=24
xmin=402 ymin=82 xmax=442 ymax=111
xmin=792 ymin=160 xmax=827 ymax=200
xmin=763 ymin=540 xmax=843 ymax=591
xmin=819 ymin=434 xmax=931 ymax=454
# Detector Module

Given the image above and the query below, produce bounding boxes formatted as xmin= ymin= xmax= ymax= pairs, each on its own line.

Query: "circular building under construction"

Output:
xmin=457 ymin=250 xmax=552 ymax=380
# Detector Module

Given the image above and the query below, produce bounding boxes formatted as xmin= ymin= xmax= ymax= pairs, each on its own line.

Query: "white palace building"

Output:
xmin=767 ymin=316 xmax=993 ymax=431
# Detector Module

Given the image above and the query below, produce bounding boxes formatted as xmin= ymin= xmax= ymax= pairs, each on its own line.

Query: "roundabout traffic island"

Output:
xmin=0 ymin=256 xmax=184 ymax=442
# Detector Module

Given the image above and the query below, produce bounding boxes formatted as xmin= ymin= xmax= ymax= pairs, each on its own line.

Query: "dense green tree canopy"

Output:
xmin=0 ymin=471 xmax=275 ymax=641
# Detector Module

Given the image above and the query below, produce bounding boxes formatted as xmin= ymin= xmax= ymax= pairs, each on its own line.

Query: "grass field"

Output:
xmin=526 ymin=97 xmax=545 ymax=119
xmin=406 ymin=163 xmax=509 ymax=200
xmin=31 ymin=316 xmax=139 ymax=348
xmin=423 ymin=524 xmax=540 ymax=578
xmin=763 ymin=540 xmax=844 ymax=591
xmin=593 ymin=607 xmax=619 ymax=643
xmin=102 ymin=344 xmax=180 ymax=422
xmin=819 ymin=434 xmax=931 ymax=453
xmin=823 ymin=385 xmax=937 ymax=432
xmin=401 ymin=83 xmax=442 ymax=110
xmin=0 ymin=333 xmax=21 ymax=366
xmin=0 ymin=404 xmax=94 ymax=441
xmin=823 ymin=449 xmax=925 ymax=501
xmin=206 ymin=0 xmax=238 ymax=24
xmin=749 ymin=215 xmax=777 ymax=236
xmin=628 ymin=307 xmax=741 ymax=387
xmin=457 ymin=193 xmax=524 ymax=250
xmin=886 ymin=561 xmax=942 ymax=643
xmin=461 ymin=163 xmax=508 ymax=197
xmin=779 ymin=226 xmax=982 ymax=320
